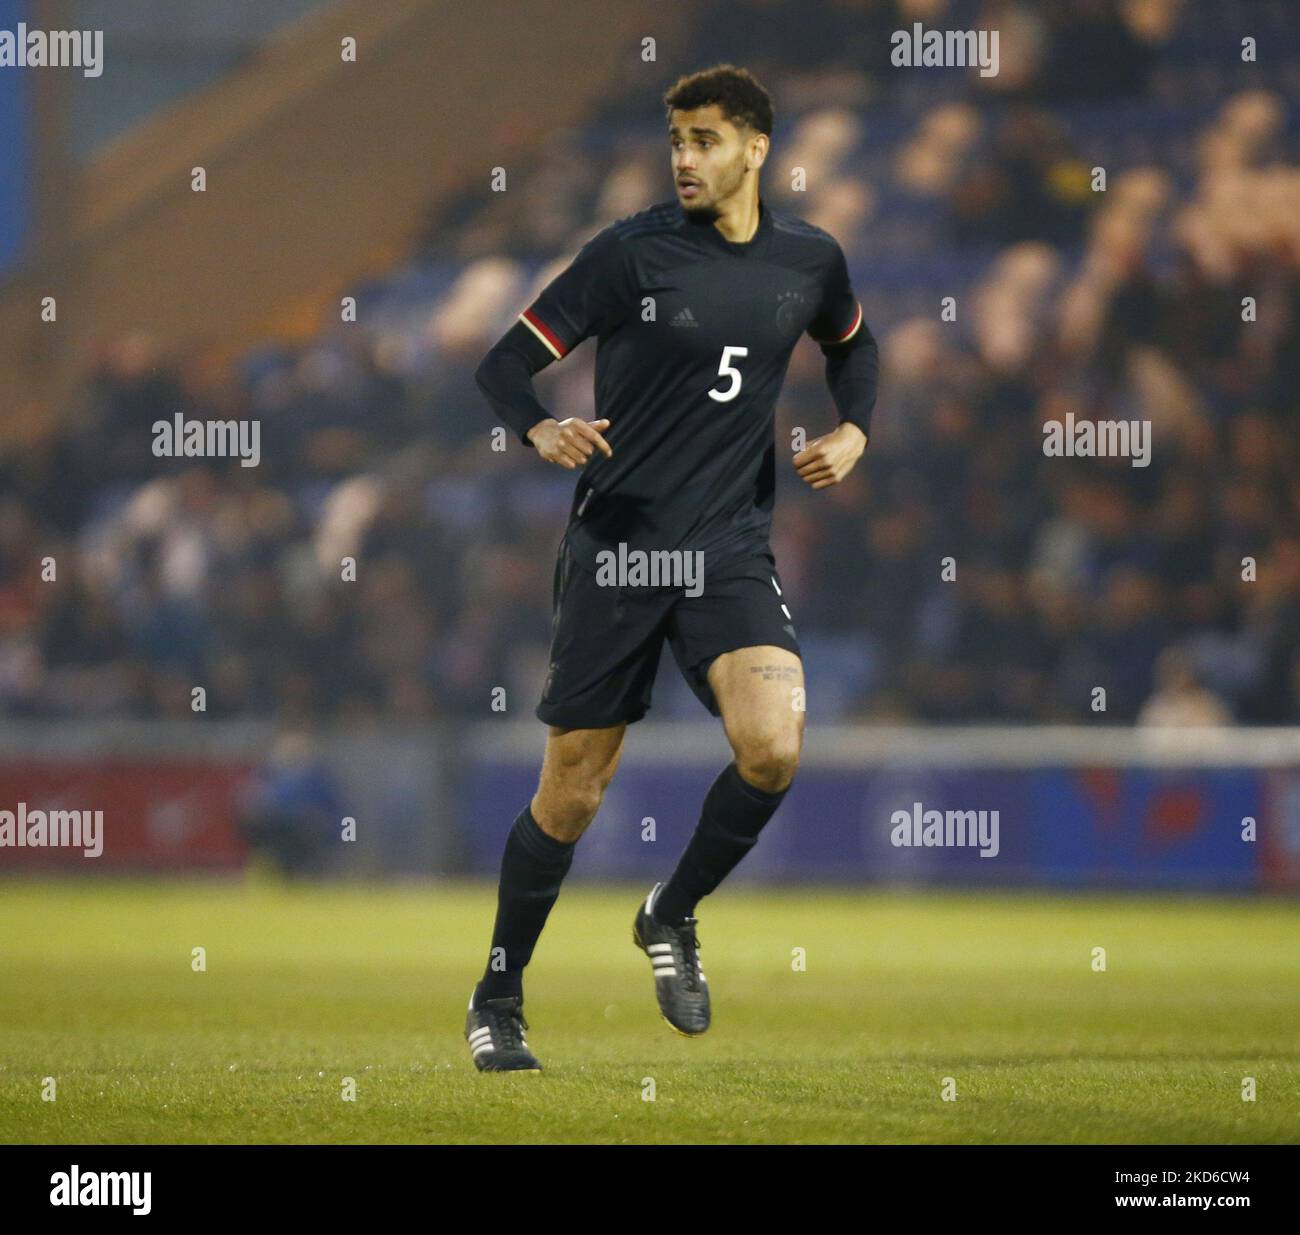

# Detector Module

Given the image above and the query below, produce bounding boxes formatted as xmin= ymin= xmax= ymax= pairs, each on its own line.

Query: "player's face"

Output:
xmin=669 ymin=106 xmax=754 ymax=214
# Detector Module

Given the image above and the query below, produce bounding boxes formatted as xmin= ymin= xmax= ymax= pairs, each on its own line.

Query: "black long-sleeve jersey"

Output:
xmin=476 ymin=196 xmax=879 ymax=574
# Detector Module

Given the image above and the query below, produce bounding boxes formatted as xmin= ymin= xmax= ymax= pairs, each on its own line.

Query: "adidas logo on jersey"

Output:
xmin=670 ymin=306 xmax=699 ymax=328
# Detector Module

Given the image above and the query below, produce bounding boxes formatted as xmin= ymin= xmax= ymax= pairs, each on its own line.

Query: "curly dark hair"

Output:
xmin=662 ymin=63 xmax=774 ymax=137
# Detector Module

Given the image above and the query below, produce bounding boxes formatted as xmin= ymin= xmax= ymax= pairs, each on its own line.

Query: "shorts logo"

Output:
xmin=771 ymin=575 xmax=794 ymax=622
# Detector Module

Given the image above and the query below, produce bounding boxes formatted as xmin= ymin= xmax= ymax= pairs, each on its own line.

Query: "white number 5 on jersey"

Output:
xmin=708 ymin=345 xmax=749 ymax=403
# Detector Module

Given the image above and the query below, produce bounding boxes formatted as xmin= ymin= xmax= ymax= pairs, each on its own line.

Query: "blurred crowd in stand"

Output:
xmin=1 ymin=0 xmax=1296 ymax=725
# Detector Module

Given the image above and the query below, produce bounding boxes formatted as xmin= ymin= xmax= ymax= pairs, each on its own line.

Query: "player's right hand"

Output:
xmin=527 ymin=417 xmax=613 ymax=469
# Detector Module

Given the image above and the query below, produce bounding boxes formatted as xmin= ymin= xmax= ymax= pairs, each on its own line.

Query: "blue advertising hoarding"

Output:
xmin=460 ymin=755 xmax=1278 ymax=892
xmin=0 ymin=0 xmax=29 ymax=271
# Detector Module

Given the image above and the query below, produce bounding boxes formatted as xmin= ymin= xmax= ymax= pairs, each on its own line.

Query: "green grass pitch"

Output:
xmin=1 ymin=879 xmax=1297 ymax=1143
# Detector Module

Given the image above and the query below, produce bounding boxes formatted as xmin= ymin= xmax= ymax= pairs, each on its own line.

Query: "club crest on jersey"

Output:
xmin=776 ymin=290 xmax=807 ymax=337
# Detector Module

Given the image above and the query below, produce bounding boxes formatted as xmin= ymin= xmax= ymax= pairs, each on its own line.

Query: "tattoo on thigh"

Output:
xmin=749 ymin=664 xmax=798 ymax=682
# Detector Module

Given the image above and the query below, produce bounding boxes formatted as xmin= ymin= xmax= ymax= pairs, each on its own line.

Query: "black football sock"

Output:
xmin=474 ymin=805 xmax=576 ymax=1005
xmin=653 ymin=762 xmax=789 ymax=927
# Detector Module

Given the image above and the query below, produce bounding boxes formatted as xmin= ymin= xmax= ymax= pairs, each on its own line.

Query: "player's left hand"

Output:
xmin=793 ymin=422 xmax=867 ymax=490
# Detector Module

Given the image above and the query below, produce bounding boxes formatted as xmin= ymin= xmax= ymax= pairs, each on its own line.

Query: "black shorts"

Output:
xmin=537 ymin=538 xmax=802 ymax=729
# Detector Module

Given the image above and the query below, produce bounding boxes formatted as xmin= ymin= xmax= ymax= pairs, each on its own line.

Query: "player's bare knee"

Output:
xmin=534 ymin=726 xmax=624 ymax=840
xmin=734 ymin=732 xmax=801 ymax=793
xmin=533 ymin=781 xmax=605 ymax=842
